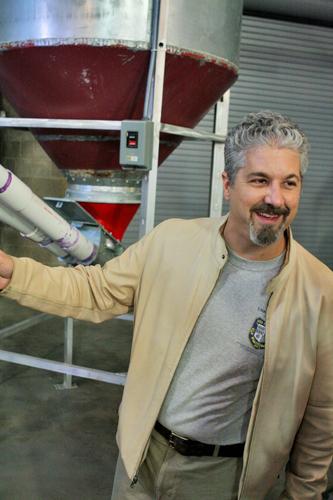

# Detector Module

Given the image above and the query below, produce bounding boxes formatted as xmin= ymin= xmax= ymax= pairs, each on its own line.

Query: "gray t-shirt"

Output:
xmin=158 ymin=248 xmax=284 ymax=445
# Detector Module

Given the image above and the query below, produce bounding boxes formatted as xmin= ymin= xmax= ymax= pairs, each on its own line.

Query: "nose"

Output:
xmin=264 ymin=182 xmax=284 ymax=207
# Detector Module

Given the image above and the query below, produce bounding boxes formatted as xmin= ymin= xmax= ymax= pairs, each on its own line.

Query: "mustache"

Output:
xmin=251 ymin=203 xmax=290 ymax=217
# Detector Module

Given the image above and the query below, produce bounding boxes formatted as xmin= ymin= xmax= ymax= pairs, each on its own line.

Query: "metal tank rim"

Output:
xmin=0 ymin=39 xmax=239 ymax=73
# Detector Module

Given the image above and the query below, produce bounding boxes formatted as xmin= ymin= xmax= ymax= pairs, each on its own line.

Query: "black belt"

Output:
xmin=154 ymin=421 xmax=244 ymax=458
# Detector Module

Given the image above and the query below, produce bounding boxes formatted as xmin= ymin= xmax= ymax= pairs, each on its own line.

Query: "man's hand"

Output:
xmin=0 ymin=250 xmax=14 ymax=290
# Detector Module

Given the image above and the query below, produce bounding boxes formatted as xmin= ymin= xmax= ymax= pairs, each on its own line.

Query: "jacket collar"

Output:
xmin=212 ymin=215 xmax=229 ymax=267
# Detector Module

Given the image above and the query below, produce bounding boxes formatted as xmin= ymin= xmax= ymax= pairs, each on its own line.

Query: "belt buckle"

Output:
xmin=168 ymin=431 xmax=188 ymax=450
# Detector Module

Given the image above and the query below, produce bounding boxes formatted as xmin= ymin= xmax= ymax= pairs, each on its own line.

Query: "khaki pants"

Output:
xmin=111 ymin=429 xmax=243 ymax=500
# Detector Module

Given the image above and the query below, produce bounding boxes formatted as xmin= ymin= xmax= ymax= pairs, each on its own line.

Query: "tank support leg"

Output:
xmin=209 ymin=90 xmax=230 ymax=218
xmin=139 ymin=0 xmax=170 ymax=237
xmin=55 ymin=317 xmax=77 ymax=390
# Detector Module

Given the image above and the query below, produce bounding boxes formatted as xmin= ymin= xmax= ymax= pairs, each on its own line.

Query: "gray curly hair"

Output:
xmin=224 ymin=111 xmax=309 ymax=184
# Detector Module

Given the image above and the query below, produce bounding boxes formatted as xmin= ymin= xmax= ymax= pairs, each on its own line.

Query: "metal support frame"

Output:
xmin=139 ymin=0 xmax=169 ymax=238
xmin=0 ymin=348 xmax=126 ymax=385
xmin=209 ymin=91 xmax=230 ymax=218
xmin=161 ymin=123 xmax=225 ymax=143
xmin=0 ymin=0 xmax=230 ymax=388
xmin=0 ymin=117 xmax=121 ymax=130
xmin=0 ymin=313 xmax=128 ymax=385
xmin=0 ymin=313 xmax=51 ymax=340
xmin=55 ymin=318 xmax=77 ymax=390
xmin=0 ymin=117 xmax=226 ymax=142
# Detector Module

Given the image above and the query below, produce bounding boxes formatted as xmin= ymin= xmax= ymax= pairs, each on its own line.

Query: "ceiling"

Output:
xmin=243 ymin=0 xmax=333 ymax=26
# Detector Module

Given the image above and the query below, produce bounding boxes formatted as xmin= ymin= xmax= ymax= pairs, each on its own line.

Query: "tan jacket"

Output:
xmin=3 ymin=216 xmax=333 ymax=499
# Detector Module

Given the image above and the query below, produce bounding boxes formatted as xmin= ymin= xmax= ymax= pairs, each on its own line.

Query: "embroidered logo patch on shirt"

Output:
xmin=249 ymin=317 xmax=266 ymax=349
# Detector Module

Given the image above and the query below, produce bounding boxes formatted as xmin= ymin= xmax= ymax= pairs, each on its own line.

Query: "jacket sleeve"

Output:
xmin=280 ymin=296 xmax=333 ymax=500
xmin=1 ymin=229 xmax=154 ymax=323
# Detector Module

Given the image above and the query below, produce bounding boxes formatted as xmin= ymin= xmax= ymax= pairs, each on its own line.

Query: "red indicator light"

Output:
xmin=127 ymin=131 xmax=139 ymax=148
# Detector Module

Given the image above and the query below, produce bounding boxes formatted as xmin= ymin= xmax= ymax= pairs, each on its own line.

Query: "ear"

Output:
xmin=222 ymin=171 xmax=232 ymax=200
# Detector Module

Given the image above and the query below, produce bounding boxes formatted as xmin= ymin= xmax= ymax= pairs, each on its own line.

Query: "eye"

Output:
xmin=250 ymin=178 xmax=267 ymax=185
xmin=284 ymin=180 xmax=298 ymax=188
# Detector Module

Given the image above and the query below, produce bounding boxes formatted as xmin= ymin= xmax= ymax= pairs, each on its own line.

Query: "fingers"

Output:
xmin=0 ymin=250 xmax=14 ymax=289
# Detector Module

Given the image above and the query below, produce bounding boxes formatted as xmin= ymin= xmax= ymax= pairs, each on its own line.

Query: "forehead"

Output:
xmin=243 ymin=145 xmax=301 ymax=177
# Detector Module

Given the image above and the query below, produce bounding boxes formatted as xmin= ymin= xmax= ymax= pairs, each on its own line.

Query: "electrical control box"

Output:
xmin=120 ymin=120 xmax=154 ymax=170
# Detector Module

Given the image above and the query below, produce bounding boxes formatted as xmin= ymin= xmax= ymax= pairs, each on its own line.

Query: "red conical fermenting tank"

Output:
xmin=0 ymin=0 xmax=242 ymax=240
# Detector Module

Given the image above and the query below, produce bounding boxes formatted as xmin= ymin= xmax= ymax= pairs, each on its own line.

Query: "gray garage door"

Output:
xmin=123 ymin=15 xmax=333 ymax=269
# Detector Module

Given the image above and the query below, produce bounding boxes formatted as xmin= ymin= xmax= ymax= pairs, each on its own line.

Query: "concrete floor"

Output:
xmin=0 ymin=297 xmax=132 ymax=500
xmin=1 ymin=297 xmax=333 ymax=500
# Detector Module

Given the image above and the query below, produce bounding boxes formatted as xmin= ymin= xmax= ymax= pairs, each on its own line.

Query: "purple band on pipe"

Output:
xmin=56 ymin=228 xmax=80 ymax=250
xmin=56 ymin=228 xmax=95 ymax=263
xmin=40 ymin=237 xmax=53 ymax=247
xmin=79 ymin=246 xmax=98 ymax=265
xmin=0 ymin=171 xmax=12 ymax=193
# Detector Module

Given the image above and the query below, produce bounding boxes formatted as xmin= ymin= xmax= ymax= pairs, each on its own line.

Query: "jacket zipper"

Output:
xmin=238 ymin=291 xmax=274 ymax=498
xmin=130 ymin=475 xmax=138 ymax=488
xmin=130 ymin=257 xmax=226 ymax=488
xmin=128 ymin=259 xmax=227 ymax=490
xmin=129 ymin=429 xmax=153 ymax=488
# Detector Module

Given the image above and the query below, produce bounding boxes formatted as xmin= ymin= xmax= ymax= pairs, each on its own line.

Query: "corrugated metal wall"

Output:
xmin=227 ymin=16 xmax=333 ymax=269
xmin=124 ymin=15 xmax=333 ymax=269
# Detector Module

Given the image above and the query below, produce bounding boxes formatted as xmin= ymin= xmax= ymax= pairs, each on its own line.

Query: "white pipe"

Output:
xmin=0 ymin=202 xmax=67 ymax=257
xmin=0 ymin=164 xmax=96 ymax=264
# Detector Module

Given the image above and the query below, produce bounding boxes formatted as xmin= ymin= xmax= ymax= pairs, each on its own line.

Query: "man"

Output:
xmin=0 ymin=111 xmax=332 ymax=499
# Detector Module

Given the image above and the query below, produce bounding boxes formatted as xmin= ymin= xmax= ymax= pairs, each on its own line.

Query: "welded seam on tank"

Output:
xmin=0 ymin=38 xmax=239 ymax=72
xmin=64 ymin=170 xmax=143 ymax=182
xmin=167 ymin=44 xmax=238 ymax=72
xmin=69 ymin=184 xmax=141 ymax=192
xmin=0 ymin=38 xmax=150 ymax=50
xmin=65 ymin=182 xmax=142 ymax=196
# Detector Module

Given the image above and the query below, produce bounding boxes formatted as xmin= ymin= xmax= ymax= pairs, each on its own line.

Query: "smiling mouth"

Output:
xmin=251 ymin=202 xmax=290 ymax=224
xmin=254 ymin=211 xmax=282 ymax=223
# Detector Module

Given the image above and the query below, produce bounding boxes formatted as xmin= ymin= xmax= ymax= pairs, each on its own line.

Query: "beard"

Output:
xmin=249 ymin=203 xmax=290 ymax=247
xmin=249 ymin=221 xmax=286 ymax=246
